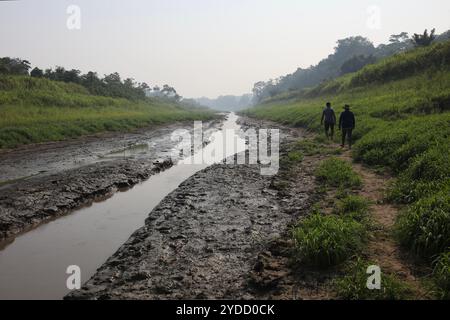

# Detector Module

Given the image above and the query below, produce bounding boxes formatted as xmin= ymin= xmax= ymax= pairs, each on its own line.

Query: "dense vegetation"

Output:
xmin=244 ymin=40 xmax=450 ymax=298
xmin=0 ymin=75 xmax=217 ymax=149
xmin=293 ymin=212 xmax=367 ymax=268
xmin=252 ymin=29 xmax=450 ymax=103
xmin=0 ymin=57 xmax=181 ymax=101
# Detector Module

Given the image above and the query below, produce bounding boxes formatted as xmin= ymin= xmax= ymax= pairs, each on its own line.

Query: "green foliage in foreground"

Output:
xmin=292 ymin=213 xmax=367 ymax=268
xmin=243 ymin=42 xmax=450 ymax=262
xmin=387 ymin=144 xmax=450 ymax=204
xmin=334 ymin=195 xmax=371 ymax=222
xmin=433 ymin=252 xmax=450 ymax=299
xmin=0 ymin=76 xmax=218 ymax=149
xmin=315 ymin=158 xmax=362 ymax=189
xmin=334 ymin=258 xmax=413 ymax=300
xmin=395 ymin=191 xmax=450 ymax=259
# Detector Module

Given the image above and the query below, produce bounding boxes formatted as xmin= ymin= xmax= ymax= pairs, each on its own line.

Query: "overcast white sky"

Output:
xmin=1 ymin=0 xmax=449 ymax=98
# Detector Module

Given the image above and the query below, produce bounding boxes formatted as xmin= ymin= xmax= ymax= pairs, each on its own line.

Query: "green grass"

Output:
xmin=292 ymin=213 xmax=367 ymax=268
xmin=395 ymin=191 xmax=450 ymax=259
xmin=387 ymin=144 xmax=450 ymax=204
xmin=0 ymin=75 xmax=218 ymax=149
xmin=334 ymin=195 xmax=371 ymax=222
xmin=334 ymin=258 xmax=413 ymax=300
xmin=433 ymin=252 xmax=450 ymax=299
xmin=315 ymin=158 xmax=362 ymax=189
xmin=243 ymin=41 xmax=450 ymax=268
xmin=287 ymin=150 xmax=304 ymax=162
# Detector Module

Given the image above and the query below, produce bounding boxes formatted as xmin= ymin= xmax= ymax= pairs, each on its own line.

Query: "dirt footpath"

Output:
xmin=67 ymin=118 xmax=318 ymax=299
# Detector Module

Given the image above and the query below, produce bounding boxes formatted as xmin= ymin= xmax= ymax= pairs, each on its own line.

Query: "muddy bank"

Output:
xmin=0 ymin=119 xmax=222 ymax=184
xmin=0 ymin=119 xmax=222 ymax=242
xmin=67 ymin=119 xmax=318 ymax=300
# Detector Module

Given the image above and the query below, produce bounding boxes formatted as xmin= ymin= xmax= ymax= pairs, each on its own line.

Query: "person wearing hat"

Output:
xmin=338 ymin=105 xmax=356 ymax=149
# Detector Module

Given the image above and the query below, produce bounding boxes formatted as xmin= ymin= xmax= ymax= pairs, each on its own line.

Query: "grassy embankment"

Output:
xmin=243 ymin=41 xmax=450 ymax=299
xmin=0 ymin=76 xmax=218 ymax=149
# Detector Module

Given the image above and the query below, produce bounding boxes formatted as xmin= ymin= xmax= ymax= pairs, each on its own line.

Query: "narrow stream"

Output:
xmin=0 ymin=113 xmax=246 ymax=300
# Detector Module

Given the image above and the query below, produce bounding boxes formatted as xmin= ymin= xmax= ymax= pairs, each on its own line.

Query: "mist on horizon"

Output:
xmin=1 ymin=0 xmax=449 ymax=99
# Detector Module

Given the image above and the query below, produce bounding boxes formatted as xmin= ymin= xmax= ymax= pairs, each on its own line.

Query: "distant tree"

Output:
xmin=332 ymin=36 xmax=375 ymax=63
xmin=53 ymin=66 xmax=66 ymax=81
xmin=80 ymin=71 xmax=104 ymax=95
xmin=63 ymin=69 xmax=81 ymax=83
xmin=30 ymin=67 xmax=44 ymax=78
xmin=44 ymin=68 xmax=53 ymax=79
xmin=340 ymin=55 xmax=377 ymax=75
xmin=161 ymin=84 xmax=176 ymax=96
xmin=435 ymin=30 xmax=450 ymax=42
xmin=412 ymin=29 xmax=436 ymax=47
xmin=123 ymin=78 xmax=136 ymax=89
xmin=139 ymin=82 xmax=150 ymax=91
xmin=103 ymin=72 xmax=121 ymax=85
xmin=0 ymin=57 xmax=31 ymax=75
xmin=389 ymin=32 xmax=409 ymax=43
xmin=252 ymin=81 xmax=267 ymax=101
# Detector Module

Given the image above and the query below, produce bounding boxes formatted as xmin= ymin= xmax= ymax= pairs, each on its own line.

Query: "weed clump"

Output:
xmin=433 ymin=252 xmax=450 ymax=300
xmin=395 ymin=191 xmax=450 ymax=259
xmin=334 ymin=258 xmax=413 ymax=300
xmin=292 ymin=213 xmax=367 ymax=268
xmin=315 ymin=158 xmax=362 ymax=189
xmin=334 ymin=195 xmax=371 ymax=222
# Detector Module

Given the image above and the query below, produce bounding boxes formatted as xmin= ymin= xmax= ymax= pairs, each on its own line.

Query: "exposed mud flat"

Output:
xmin=67 ymin=118 xmax=318 ymax=300
xmin=0 ymin=119 xmax=222 ymax=241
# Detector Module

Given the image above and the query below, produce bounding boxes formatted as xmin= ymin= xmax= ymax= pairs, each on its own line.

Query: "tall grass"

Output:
xmin=315 ymin=158 xmax=362 ymax=189
xmin=0 ymin=75 xmax=218 ymax=149
xmin=433 ymin=252 xmax=450 ymax=299
xmin=292 ymin=213 xmax=367 ymax=268
xmin=395 ymin=191 xmax=450 ymax=259
xmin=243 ymin=41 xmax=450 ymax=262
xmin=334 ymin=258 xmax=413 ymax=300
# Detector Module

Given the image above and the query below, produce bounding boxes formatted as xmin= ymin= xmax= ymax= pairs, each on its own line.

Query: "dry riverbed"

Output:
xmin=67 ymin=117 xmax=320 ymax=299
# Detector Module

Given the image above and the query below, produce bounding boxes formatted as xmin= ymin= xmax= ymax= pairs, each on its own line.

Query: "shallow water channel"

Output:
xmin=0 ymin=113 xmax=245 ymax=300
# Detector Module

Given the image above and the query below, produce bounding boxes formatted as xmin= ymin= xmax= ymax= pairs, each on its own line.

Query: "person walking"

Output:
xmin=339 ymin=105 xmax=356 ymax=149
xmin=321 ymin=102 xmax=336 ymax=140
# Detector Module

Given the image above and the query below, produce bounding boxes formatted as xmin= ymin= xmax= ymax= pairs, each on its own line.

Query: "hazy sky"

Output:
xmin=1 ymin=0 xmax=449 ymax=98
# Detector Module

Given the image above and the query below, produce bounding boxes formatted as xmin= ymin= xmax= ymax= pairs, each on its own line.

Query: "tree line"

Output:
xmin=252 ymin=28 xmax=450 ymax=103
xmin=0 ymin=58 xmax=181 ymax=101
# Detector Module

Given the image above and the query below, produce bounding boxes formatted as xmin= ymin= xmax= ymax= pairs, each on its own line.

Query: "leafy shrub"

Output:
xmin=292 ymin=213 xmax=367 ymax=267
xmin=315 ymin=157 xmax=362 ymax=188
xmin=395 ymin=191 xmax=450 ymax=258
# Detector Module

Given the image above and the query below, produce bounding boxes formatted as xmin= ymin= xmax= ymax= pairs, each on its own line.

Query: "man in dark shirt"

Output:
xmin=339 ymin=105 xmax=356 ymax=149
xmin=321 ymin=102 xmax=336 ymax=140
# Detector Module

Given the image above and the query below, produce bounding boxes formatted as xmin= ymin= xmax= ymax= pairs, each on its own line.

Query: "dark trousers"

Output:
xmin=342 ymin=128 xmax=353 ymax=147
xmin=324 ymin=122 xmax=335 ymax=138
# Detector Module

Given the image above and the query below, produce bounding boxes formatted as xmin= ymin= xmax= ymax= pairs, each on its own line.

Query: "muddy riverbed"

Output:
xmin=0 ymin=119 xmax=222 ymax=241
xmin=0 ymin=114 xmax=318 ymax=300
xmin=67 ymin=117 xmax=318 ymax=300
